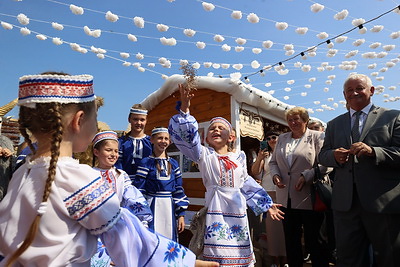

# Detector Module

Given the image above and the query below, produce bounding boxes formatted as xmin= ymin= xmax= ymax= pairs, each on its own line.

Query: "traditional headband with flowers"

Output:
xmin=151 ymin=127 xmax=169 ymax=136
xmin=209 ymin=117 xmax=232 ymax=132
xmin=18 ymin=74 xmax=95 ymax=108
xmin=92 ymin=131 xmax=118 ymax=147
xmin=130 ymin=108 xmax=148 ymax=115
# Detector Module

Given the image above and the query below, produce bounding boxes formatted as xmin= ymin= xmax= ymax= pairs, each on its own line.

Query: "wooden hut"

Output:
xmin=140 ymin=74 xmax=327 ymax=246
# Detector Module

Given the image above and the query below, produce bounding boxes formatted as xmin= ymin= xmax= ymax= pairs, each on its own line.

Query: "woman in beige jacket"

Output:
xmin=269 ymin=107 xmax=329 ymax=267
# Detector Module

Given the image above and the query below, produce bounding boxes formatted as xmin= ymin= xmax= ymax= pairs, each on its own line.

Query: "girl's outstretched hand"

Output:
xmin=268 ymin=203 xmax=285 ymax=221
xmin=179 ymin=83 xmax=194 ymax=113
xmin=195 ymin=259 xmax=220 ymax=267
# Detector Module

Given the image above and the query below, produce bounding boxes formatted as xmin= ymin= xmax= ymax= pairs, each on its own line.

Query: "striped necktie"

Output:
xmin=351 ymin=111 xmax=361 ymax=143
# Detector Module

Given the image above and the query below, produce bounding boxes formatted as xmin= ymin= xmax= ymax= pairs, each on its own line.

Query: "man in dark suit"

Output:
xmin=319 ymin=73 xmax=400 ymax=267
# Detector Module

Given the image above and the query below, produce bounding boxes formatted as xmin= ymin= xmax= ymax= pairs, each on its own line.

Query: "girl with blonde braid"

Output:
xmin=0 ymin=73 xmax=218 ymax=267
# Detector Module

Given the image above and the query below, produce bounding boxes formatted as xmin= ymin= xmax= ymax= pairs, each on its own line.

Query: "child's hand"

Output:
xmin=179 ymin=84 xmax=194 ymax=113
xmin=177 ymin=216 xmax=185 ymax=233
xmin=268 ymin=203 xmax=284 ymax=221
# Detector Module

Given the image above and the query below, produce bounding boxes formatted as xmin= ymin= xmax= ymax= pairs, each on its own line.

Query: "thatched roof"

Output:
xmin=0 ymin=98 xmax=18 ymax=117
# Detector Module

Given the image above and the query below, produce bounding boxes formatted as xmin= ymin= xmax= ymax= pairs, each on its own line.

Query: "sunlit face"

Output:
xmin=151 ymin=132 xmax=170 ymax=154
xmin=93 ymin=140 xmax=119 ymax=169
xmin=266 ymin=134 xmax=278 ymax=150
xmin=128 ymin=113 xmax=147 ymax=134
xmin=206 ymin=122 xmax=233 ymax=149
xmin=287 ymin=114 xmax=307 ymax=134
xmin=343 ymin=78 xmax=374 ymax=111
xmin=73 ymin=105 xmax=98 ymax=153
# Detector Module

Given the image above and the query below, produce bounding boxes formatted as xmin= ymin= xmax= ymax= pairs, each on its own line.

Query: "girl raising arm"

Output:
xmin=169 ymin=84 xmax=283 ymax=266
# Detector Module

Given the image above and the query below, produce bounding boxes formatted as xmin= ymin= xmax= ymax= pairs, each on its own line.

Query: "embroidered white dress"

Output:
xmin=91 ymin=167 xmax=153 ymax=266
xmin=169 ymin=111 xmax=273 ymax=267
xmin=93 ymin=167 xmax=152 ymax=224
xmin=0 ymin=157 xmax=195 ymax=267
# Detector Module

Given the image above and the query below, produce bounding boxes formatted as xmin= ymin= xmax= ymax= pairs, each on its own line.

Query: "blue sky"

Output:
xmin=1 ymin=0 xmax=399 ymax=131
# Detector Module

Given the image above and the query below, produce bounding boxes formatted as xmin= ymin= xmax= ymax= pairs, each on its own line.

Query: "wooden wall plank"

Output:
xmin=145 ymin=89 xmax=231 ymax=134
xmin=144 ymin=88 xmax=231 ymax=209
xmin=183 ymin=178 xmax=206 ymax=198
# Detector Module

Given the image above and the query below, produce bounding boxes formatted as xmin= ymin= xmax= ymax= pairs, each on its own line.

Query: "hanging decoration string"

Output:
xmin=242 ymin=5 xmax=400 ymax=82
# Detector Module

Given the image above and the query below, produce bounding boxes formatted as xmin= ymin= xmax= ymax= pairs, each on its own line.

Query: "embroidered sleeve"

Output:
xmin=168 ymin=111 xmax=202 ymax=163
xmin=63 ymin=176 xmax=121 ymax=235
xmin=100 ymin=208 xmax=196 ymax=266
xmin=133 ymin=159 xmax=150 ymax=195
xmin=241 ymin=176 xmax=273 ymax=216
xmin=121 ymin=170 xmax=153 ymax=225
xmin=237 ymin=151 xmax=250 ymax=182
xmin=171 ymin=159 xmax=189 ymax=217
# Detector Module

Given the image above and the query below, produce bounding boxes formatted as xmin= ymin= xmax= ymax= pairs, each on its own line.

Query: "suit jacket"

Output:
xmin=269 ymin=128 xmax=327 ymax=210
xmin=319 ymin=105 xmax=400 ymax=213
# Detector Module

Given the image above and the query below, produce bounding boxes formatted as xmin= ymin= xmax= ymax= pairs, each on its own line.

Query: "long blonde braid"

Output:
xmin=6 ymin=103 xmax=63 ymax=266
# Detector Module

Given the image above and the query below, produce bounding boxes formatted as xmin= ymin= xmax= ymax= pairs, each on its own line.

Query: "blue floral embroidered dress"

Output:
xmin=115 ymin=135 xmax=152 ymax=180
xmin=134 ymin=156 xmax=189 ymax=241
xmin=0 ymin=157 xmax=196 ymax=267
xmin=169 ymin=111 xmax=273 ymax=266
xmin=91 ymin=167 xmax=153 ymax=266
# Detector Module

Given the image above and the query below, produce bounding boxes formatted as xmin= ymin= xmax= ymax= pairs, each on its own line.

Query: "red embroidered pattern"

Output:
xmin=92 ymin=131 xmax=118 ymax=146
xmin=218 ymin=156 xmax=236 ymax=187
xmin=19 ymin=82 xmax=94 ymax=99
xmin=65 ymin=177 xmax=114 ymax=220
xmin=101 ymin=170 xmax=118 ymax=194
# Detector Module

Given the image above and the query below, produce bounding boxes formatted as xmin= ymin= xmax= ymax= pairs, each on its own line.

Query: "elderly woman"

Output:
xmin=269 ymin=107 xmax=329 ymax=267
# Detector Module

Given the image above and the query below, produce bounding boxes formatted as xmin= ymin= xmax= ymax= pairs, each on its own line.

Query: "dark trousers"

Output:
xmin=282 ymin=206 xmax=329 ymax=267
xmin=320 ymin=210 xmax=336 ymax=263
xmin=247 ymin=207 xmax=264 ymax=242
xmin=334 ymin=189 xmax=400 ymax=267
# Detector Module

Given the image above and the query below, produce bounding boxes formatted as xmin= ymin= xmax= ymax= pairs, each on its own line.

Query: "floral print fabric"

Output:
xmin=169 ymin=111 xmax=273 ymax=266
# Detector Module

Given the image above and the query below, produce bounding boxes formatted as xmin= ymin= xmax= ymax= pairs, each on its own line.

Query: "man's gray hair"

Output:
xmin=343 ymin=73 xmax=372 ymax=90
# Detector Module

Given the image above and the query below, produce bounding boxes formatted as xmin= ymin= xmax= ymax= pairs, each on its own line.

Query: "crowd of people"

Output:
xmin=0 ymin=72 xmax=399 ymax=267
